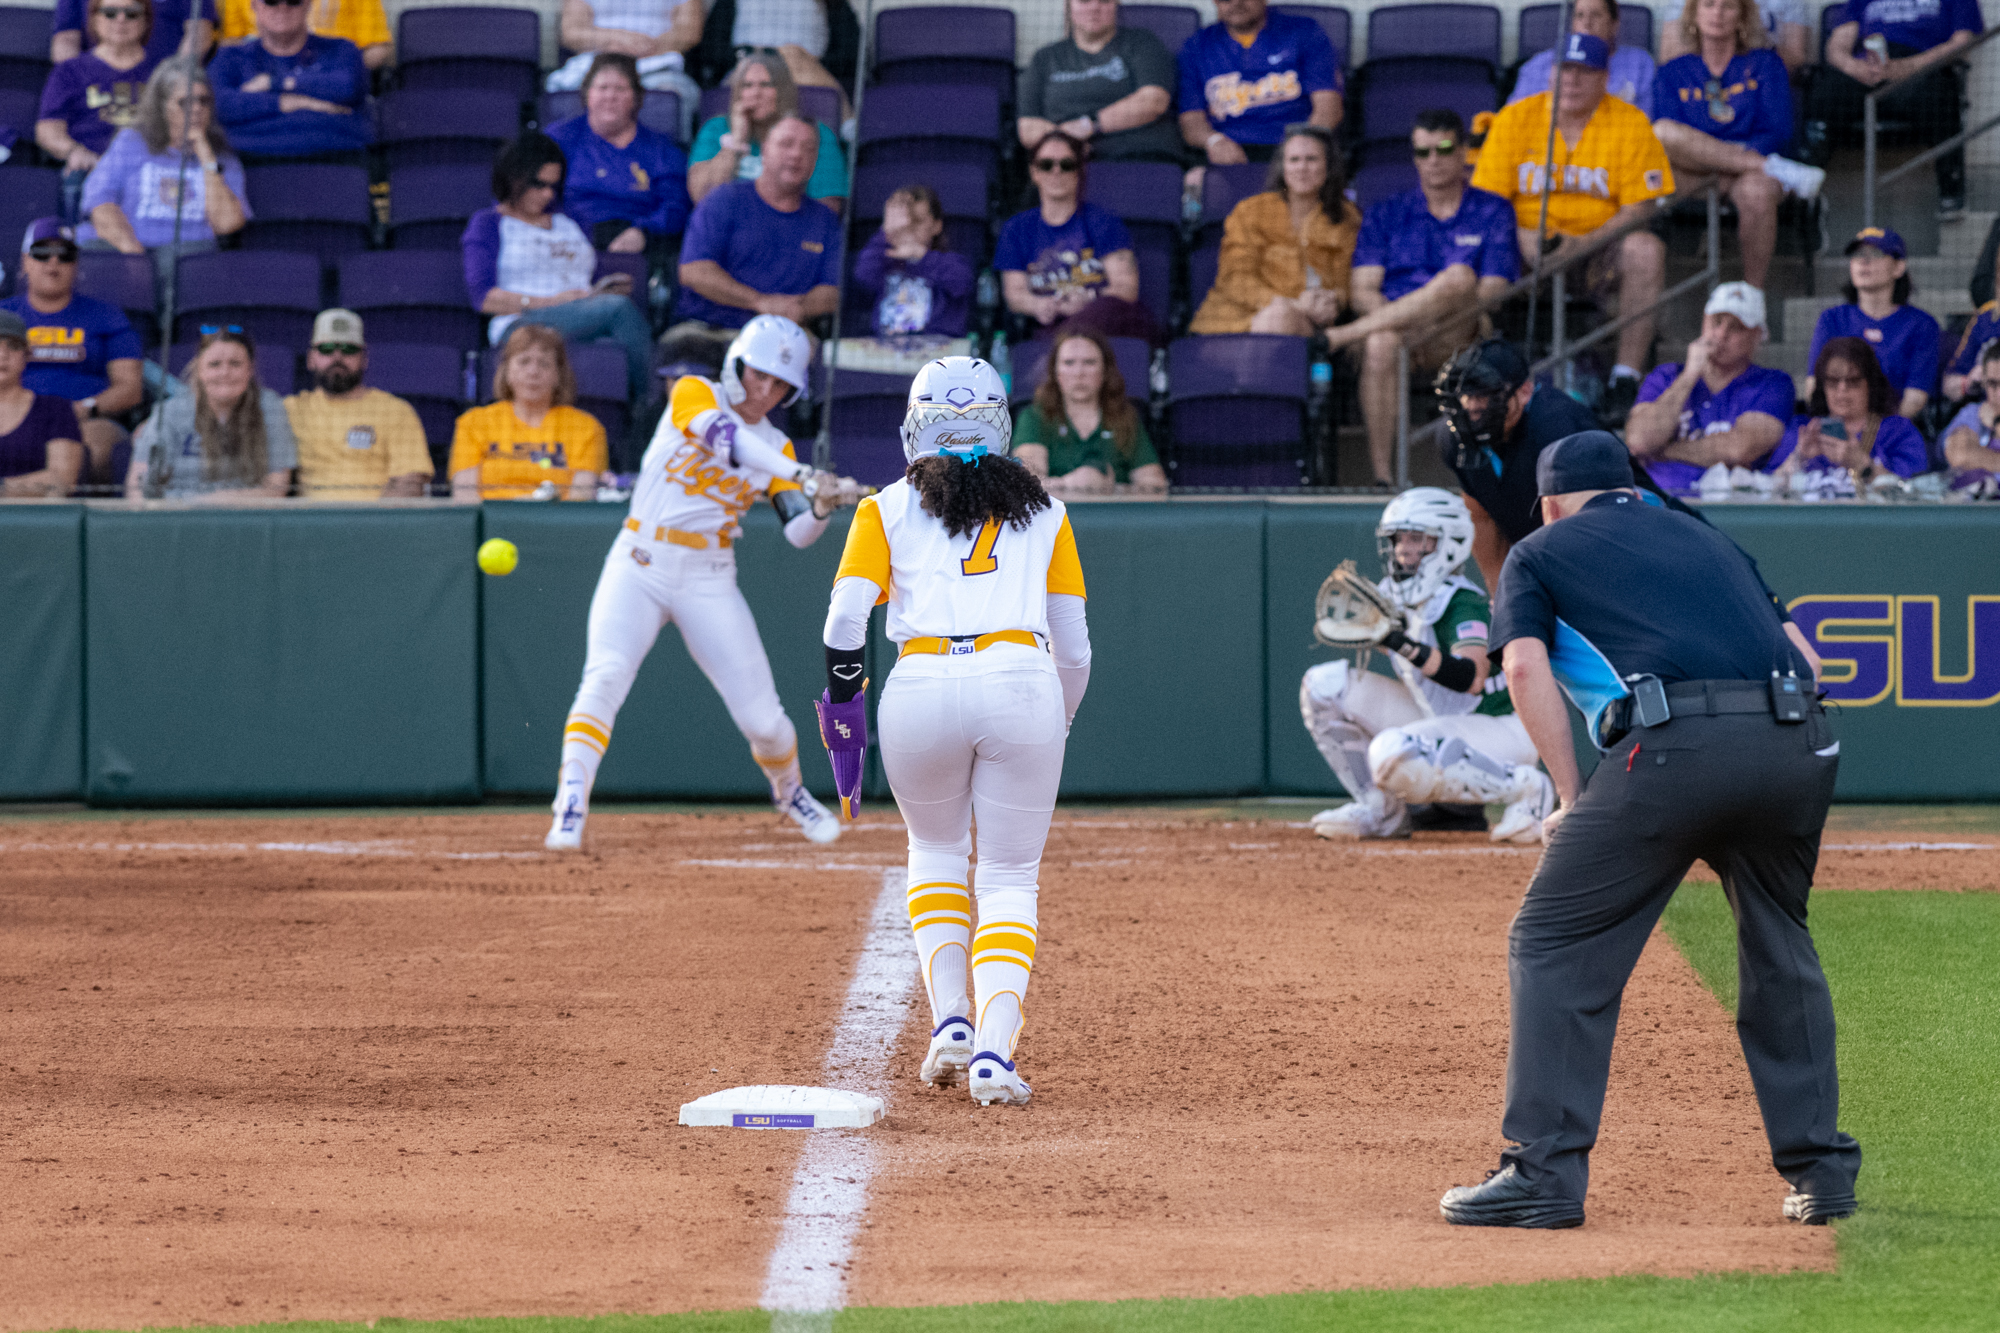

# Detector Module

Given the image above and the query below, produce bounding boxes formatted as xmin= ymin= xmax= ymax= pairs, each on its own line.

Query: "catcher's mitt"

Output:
xmin=1313 ymin=560 xmax=1400 ymax=647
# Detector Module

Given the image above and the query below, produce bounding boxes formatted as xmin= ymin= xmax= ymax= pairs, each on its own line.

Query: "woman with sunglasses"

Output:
xmin=995 ymin=130 xmax=1154 ymax=343
xmin=79 ymin=56 xmax=247 ymax=292
xmin=1769 ymin=336 xmax=1928 ymax=496
xmin=50 ymin=0 xmax=209 ymax=66
xmin=127 ymin=327 xmax=296 ymax=499
xmin=35 ymin=0 xmax=160 ymax=223
xmin=1651 ymin=0 xmax=1821 ymax=291
xmin=1189 ymin=124 xmax=1359 ymax=337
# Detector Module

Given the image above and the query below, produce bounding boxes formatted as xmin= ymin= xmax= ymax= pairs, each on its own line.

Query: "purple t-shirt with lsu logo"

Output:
xmin=1808 ymin=302 xmax=1941 ymax=400
xmin=0 ymin=293 xmax=143 ymax=402
xmin=1177 ymin=12 xmax=1342 ymax=147
xmin=1633 ymin=361 xmax=1797 ymax=493
xmin=1353 ymin=186 xmax=1520 ymax=303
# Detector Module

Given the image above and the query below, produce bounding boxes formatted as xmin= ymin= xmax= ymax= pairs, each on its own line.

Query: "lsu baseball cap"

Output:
xmin=311 ymin=308 xmax=366 ymax=346
xmin=1559 ymin=32 xmax=1611 ymax=70
xmin=1704 ymin=281 xmax=1767 ymax=331
xmin=0 ymin=309 xmax=26 ymax=343
xmin=1844 ymin=226 xmax=1906 ymax=260
xmin=1536 ymin=429 xmax=1636 ymax=497
xmin=22 ymin=217 xmax=76 ymax=251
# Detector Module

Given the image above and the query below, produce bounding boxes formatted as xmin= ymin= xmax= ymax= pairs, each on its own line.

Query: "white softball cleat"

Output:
xmin=1311 ymin=789 xmax=1411 ymax=840
xmin=546 ymin=787 xmax=587 ymax=851
xmin=967 ymin=1050 xmax=1031 ymax=1107
xmin=783 ymin=786 xmax=843 ymax=844
xmin=1490 ymin=767 xmax=1557 ymax=845
xmin=920 ymin=1014 xmax=974 ymax=1086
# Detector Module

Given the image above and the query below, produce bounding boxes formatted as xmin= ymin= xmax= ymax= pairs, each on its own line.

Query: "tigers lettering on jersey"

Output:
xmin=1514 ymin=161 xmax=1613 ymax=201
xmin=660 ymin=438 xmax=771 ymax=519
xmin=1204 ymin=68 xmax=1303 ymax=121
xmin=623 ymin=375 xmax=800 ymax=541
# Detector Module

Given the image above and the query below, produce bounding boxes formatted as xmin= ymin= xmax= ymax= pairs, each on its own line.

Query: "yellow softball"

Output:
xmin=477 ymin=538 xmax=519 ymax=576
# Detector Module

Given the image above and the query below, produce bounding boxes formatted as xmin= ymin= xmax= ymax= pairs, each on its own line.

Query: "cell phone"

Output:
xmin=1819 ymin=418 xmax=1847 ymax=440
xmin=1625 ymin=673 xmax=1670 ymax=728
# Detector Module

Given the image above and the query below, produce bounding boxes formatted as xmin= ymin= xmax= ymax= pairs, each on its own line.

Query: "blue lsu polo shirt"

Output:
xmin=1858 ymin=0 xmax=1983 ymax=51
xmin=1633 ymin=361 xmax=1798 ymax=493
xmin=0 ymin=292 xmax=143 ymax=401
xmin=1353 ymin=186 xmax=1520 ymax=303
xmin=673 ymin=181 xmax=842 ymax=330
xmin=1178 ymin=12 xmax=1342 ymax=147
xmin=1808 ymin=302 xmax=1940 ymax=400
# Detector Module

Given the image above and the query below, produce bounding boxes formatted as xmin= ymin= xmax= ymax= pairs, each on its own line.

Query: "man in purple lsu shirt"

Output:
xmin=1624 ymin=281 xmax=1797 ymax=493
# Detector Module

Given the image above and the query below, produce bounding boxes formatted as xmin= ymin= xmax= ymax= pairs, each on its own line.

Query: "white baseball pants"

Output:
xmin=1301 ymin=658 xmax=1537 ymax=808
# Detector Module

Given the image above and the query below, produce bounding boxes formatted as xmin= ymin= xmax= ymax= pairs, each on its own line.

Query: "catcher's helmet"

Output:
xmin=902 ymin=356 xmax=1012 ymax=464
xmin=722 ymin=314 xmax=811 ymax=408
xmin=1376 ymin=486 xmax=1474 ymax=609
xmin=1435 ymin=337 xmax=1529 ymax=469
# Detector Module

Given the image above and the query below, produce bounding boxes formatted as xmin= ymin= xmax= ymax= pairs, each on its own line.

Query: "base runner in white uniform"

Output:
xmin=1302 ymin=488 xmax=1555 ymax=843
xmin=546 ymin=315 xmax=866 ymax=851
xmin=815 ymin=358 xmax=1091 ymax=1107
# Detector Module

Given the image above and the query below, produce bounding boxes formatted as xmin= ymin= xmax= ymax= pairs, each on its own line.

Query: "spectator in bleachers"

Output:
xmin=1473 ymin=32 xmax=1674 ymax=425
xmin=1509 ymin=0 xmax=1656 ymax=118
xmin=126 ymin=327 xmax=296 ymax=498
xmin=51 ymin=0 xmax=210 ymax=65
xmin=998 ymin=129 xmax=1156 ymax=343
xmin=687 ymin=52 xmax=847 ymax=214
xmin=209 ymin=0 xmax=370 ymax=162
xmin=1942 ymin=339 xmax=2000 ymax=488
xmin=35 ymin=0 xmax=159 ymax=224
xmin=1770 ymin=335 xmax=1928 ymax=492
xmin=1651 ymin=0 xmax=1822 ymax=292
xmin=1804 ymin=0 xmax=1980 ymax=219
xmin=1177 ymin=0 xmax=1341 ymax=177
xmin=667 ymin=113 xmax=838 ymax=367
xmin=79 ymin=58 xmax=248 ymax=290
xmin=548 ymin=53 xmax=692 ymax=274
xmin=1188 ymin=124 xmax=1356 ymax=339
xmin=1323 ymin=110 xmax=1519 ymax=489
xmin=1808 ymin=227 xmax=1936 ymax=420
xmin=549 ymin=0 xmax=702 ymax=142
xmin=286 ymin=309 xmax=433 ymax=499
xmin=463 ymin=132 xmax=653 ymax=406
xmin=0 ymin=310 xmax=86 ymax=497
xmin=1 ymin=218 xmax=144 ymax=483
xmin=216 ymin=0 xmax=390 ymax=71
xmin=1012 ymin=328 xmax=1166 ymax=493
xmin=1660 ymin=0 xmax=1811 ymax=73
xmin=1942 ymin=285 xmax=2000 ymax=402
xmin=1624 ymin=281 xmax=1794 ymax=493
xmin=696 ymin=0 xmax=858 ymax=127
xmin=449 ymin=324 xmax=607 ymax=500
xmin=852 ymin=184 xmax=973 ymax=339
xmin=1017 ymin=0 xmax=1180 ymax=166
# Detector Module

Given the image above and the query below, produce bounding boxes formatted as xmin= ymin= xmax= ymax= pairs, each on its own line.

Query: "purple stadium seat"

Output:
xmin=538 ymin=89 xmax=683 ymax=141
xmin=397 ymin=7 xmax=541 ymax=100
xmin=377 ymin=88 xmax=522 ymax=172
xmin=172 ymin=251 xmax=323 ymax=347
xmin=75 ymin=250 xmax=159 ymax=345
xmin=1085 ymin=160 xmax=1182 ymax=327
xmin=1365 ymin=4 xmax=1502 ymax=68
xmin=242 ymin=163 xmax=373 ymax=258
xmin=0 ymin=165 xmax=60 ymax=291
xmin=1351 ymin=156 xmax=1418 ymax=212
xmin=386 ymin=164 xmax=491 ymax=250
xmin=0 ymin=86 xmax=39 ymax=137
xmin=1119 ymin=5 xmax=1200 ymax=56
xmin=873 ymin=6 xmax=1017 ymax=103
xmin=359 ymin=341 xmax=467 ymax=444
xmin=1519 ymin=4 xmax=1653 ymax=58
xmin=338 ymin=250 xmax=482 ymax=350
xmin=858 ymin=84 xmax=1002 ymax=183
xmin=829 ymin=369 xmax=917 ymax=489
xmin=0 ymin=8 xmax=49 ymax=95
xmin=593 ymin=251 xmax=650 ymax=320
xmin=1200 ymin=162 xmax=1271 ymax=226
xmin=1166 ymin=335 xmax=1310 ymax=487
xmin=169 ymin=341 xmax=298 ymax=394
xmin=1009 ymin=334 xmax=1151 ymax=408
xmin=1357 ymin=65 xmax=1497 ymax=146
xmin=1273 ymin=4 xmax=1352 ymax=70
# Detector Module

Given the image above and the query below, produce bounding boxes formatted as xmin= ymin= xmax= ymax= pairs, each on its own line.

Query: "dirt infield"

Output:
xmin=6 ymin=811 xmax=1991 ymax=1330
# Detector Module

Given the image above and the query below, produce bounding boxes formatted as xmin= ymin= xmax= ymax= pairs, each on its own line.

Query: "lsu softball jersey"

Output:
xmin=1472 ymin=91 xmax=1674 ymax=236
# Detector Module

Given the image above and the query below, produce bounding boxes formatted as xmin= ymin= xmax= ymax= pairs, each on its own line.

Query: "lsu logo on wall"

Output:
xmin=1792 ymin=596 xmax=2000 ymax=707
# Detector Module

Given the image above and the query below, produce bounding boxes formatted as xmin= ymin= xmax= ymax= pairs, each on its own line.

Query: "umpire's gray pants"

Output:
xmin=1499 ymin=706 xmax=1862 ymax=1205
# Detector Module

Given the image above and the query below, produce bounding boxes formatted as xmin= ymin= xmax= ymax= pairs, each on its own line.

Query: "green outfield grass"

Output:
xmin=37 ymin=840 xmax=2000 ymax=1333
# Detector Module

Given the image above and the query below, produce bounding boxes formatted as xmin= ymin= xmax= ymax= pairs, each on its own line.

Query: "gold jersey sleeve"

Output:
xmin=835 ymin=496 xmax=893 ymax=604
xmin=1046 ymin=513 xmax=1087 ymax=598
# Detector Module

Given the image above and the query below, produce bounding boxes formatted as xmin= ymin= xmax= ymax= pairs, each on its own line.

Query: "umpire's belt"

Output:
xmin=625 ymin=517 xmax=733 ymax=549
xmin=899 ymin=630 xmax=1044 ymax=658
xmin=1602 ymin=678 xmax=1806 ymax=743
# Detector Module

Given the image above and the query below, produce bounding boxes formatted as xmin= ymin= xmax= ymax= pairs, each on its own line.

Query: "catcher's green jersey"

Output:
xmin=1431 ymin=586 xmax=1514 ymax=718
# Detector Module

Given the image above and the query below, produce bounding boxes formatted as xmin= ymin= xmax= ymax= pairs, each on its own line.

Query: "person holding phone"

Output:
xmin=1769 ymin=336 xmax=1928 ymax=493
xmin=1940 ymin=339 xmax=2000 ymax=493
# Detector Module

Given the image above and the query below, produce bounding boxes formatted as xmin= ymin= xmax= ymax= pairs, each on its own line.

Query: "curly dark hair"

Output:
xmin=907 ymin=454 xmax=1052 ymax=538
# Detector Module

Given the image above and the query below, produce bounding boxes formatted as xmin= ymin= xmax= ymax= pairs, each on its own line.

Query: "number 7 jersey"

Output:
xmin=834 ymin=479 xmax=1087 ymax=642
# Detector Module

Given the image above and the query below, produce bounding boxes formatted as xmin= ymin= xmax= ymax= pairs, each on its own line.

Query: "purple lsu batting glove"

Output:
xmin=815 ymin=689 xmax=867 ymax=821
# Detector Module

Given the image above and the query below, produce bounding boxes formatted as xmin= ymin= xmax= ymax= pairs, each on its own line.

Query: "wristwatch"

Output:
xmin=203 ymin=161 xmax=223 ymax=175
xmin=1088 ymin=113 xmax=1101 ymax=135
xmin=81 ymin=397 xmax=99 ymax=419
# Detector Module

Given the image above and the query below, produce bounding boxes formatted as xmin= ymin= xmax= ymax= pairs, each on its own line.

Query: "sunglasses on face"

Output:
xmin=27 ymin=243 xmax=77 ymax=263
xmin=1032 ymin=157 xmax=1080 ymax=173
xmin=1411 ymin=141 xmax=1458 ymax=158
xmin=315 ymin=343 xmax=363 ymax=357
xmin=1822 ymin=374 xmax=1865 ymax=388
xmin=95 ymin=7 xmax=145 ymax=19
xmin=260 ymin=0 xmax=308 ymax=8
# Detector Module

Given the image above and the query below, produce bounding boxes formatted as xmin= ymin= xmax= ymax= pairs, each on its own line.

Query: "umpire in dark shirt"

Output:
xmin=1439 ymin=431 xmax=1861 ymax=1231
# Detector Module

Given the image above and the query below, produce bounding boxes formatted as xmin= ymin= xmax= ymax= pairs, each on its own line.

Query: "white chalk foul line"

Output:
xmin=760 ymin=866 xmax=916 ymax=1327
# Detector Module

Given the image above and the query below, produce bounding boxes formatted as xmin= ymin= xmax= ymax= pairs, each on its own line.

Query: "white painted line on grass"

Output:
xmin=760 ymin=866 xmax=915 ymax=1329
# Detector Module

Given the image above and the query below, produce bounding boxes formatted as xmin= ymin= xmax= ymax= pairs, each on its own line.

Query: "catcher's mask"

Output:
xmin=1435 ymin=337 xmax=1529 ymax=470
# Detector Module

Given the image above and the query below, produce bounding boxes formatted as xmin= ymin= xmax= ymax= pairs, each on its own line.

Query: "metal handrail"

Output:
xmin=812 ymin=0 xmax=876 ymax=470
xmin=1861 ymin=25 xmax=2000 ymax=228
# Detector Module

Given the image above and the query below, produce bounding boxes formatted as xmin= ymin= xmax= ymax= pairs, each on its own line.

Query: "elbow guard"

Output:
xmin=825 ymin=644 xmax=866 ymax=702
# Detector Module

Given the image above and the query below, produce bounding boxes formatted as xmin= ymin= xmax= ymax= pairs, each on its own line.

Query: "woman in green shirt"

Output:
xmin=1013 ymin=329 xmax=1167 ymax=494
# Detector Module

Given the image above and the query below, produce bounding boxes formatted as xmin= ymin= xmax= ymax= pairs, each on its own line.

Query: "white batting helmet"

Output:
xmin=721 ymin=314 xmax=811 ymax=407
xmin=1376 ymin=487 xmax=1474 ymax=609
xmin=901 ymin=356 xmax=1011 ymax=465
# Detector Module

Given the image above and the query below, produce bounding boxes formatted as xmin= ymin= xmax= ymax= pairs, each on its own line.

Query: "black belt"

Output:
xmin=1601 ymin=678 xmax=1813 ymax=745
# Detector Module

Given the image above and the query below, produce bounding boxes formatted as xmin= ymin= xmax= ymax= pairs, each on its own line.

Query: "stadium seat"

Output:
xmin=0 ymin=86 xmax=40 ymax=142
xmin=1165 ymin=334 xmax=1310 ymax=487
xmin=0 ymin=166 xmax=60 ymax=292
xmin=171 ymin=251 xmax=324 ymax=348
xmin=1085 ymin=160 xmax=1181 ymax=329
xmin=358 ymin=340 xmax=470 ymax=487
xmin=696 ymin=84 xmax=843 ymax=129
xmin=1365 ymin=4 xmax=1502 ymax=73
xmin=537 ymin=89 xmax=684 ymax=141
xmin=396 ymin=7 xmax=541 ymax=101
xmin=377 ymin=88 xmax=524 ymax=172
xmin=1273 ymin=4 xmax=1352 ymax=71
xmin=593 ymin=250 xmax=650 ymax=320
xmin=338 ymin=250 xmax=483 ymax=350
xmin=1519 ymin=3 xmax=1653 ymax=57
xmin=169 ymin=340 xmax=298 ymax=394
xmin=828 ymin=369 xmax=918 ymax=488
xmin=386 ymin=163 xmax=491 ymax=249
xmin=1186 ymin=163 xmax=1270 ymax=314
xmin=1009 ymin=334 xmax=1152 ymax=410
xmin=857 ymin=83 xmax=1003 ymax=186
xmin=0 ymin=7 xmax=50 ymax=95
xmin=1355 ymin=62 xmax=1497 ymax=148
xmin=241 ymin=163 xmax=374 ymax=258
xmin=1350 ymin=140 xmax=1419 ymax=212
xmin=872 ymin=6 xmax=1017 ymax=106
xmin=1118 ymin=5 xmax=1201 ymax=57
xmin=75 ymin=250 xmax=159 ymax=347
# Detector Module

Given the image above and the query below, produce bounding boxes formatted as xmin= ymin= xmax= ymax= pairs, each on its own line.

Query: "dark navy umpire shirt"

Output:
xmin=1443 ymin=385 xmax=1599 ymax=544
xmin=1490 ymin=491 xmax=1795 ymax=743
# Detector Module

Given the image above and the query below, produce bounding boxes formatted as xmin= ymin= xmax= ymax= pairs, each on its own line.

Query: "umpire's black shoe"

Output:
xmin=1440 ymin=1164 xmax=1585 ymax=1229
xmin=1783 ymin=1190 xmax=1858 ymax=1225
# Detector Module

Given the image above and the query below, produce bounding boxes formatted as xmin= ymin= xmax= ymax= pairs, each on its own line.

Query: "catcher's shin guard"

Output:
xmin=1370 ymin=729 xmax=1539 ymax=807
xmin=1301 ymin=661 xmax=1376 ymax=797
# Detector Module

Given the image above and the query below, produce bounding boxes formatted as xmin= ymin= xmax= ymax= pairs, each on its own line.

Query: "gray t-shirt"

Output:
xmin=140 ymin=386 xmax=298 ymax=497
xmin=1020 ymin=28 xmax=1183 ymax=163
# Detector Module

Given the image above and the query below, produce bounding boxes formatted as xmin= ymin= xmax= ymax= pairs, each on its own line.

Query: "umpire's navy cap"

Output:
xmin=1536 ymin=430 xmax=1636 ymax=496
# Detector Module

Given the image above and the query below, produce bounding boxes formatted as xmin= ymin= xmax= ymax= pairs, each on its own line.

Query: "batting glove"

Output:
xmin=815 ymin=688 xmax=868 ymax=821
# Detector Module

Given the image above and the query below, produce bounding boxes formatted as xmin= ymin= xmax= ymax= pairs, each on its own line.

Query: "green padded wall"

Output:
xmin=0 ymin=506 xmax=84 ymax=799
xmin=84 ymin=507 xmax=480 ymax=804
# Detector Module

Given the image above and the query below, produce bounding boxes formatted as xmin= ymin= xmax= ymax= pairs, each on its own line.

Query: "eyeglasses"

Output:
xmin=314 ymin=343 xmax=364 ymax=356
xmin=95 ymin=6 xmax=145 ymax=19
xmin=526 ymin=177 xmax=561 ymax=191
xmin=1411 ymin=141 xmax=1458 ymax=158
xmin=200 ymin=323 xmax=245 ymax=336
xmin=260 ymin=0 xmax=308 ymax=7
xmin=1031 ymin=157 xmax=1080 ymax=173
xmin=1821 ymin=374 xmax=1866 ymax=388
xmin=27 ymin=243 xmax=77 ymax=263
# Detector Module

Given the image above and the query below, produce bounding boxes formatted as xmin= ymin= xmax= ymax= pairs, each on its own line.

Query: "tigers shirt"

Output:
xmin=448 ymin=400 xmax=607 ymax=499
xmin=1472 ymin=91 xmax=1674 ymax=236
